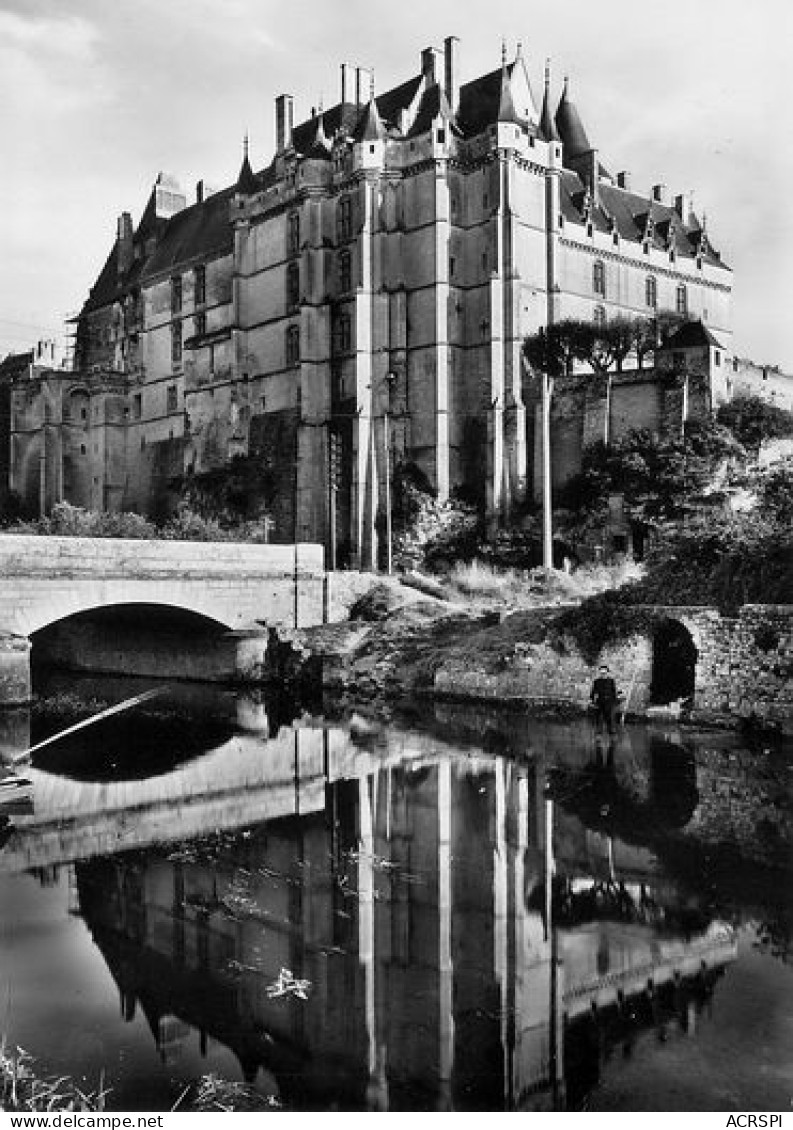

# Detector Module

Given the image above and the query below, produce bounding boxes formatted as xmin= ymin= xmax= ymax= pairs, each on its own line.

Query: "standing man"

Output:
xmin=590 ymin=664 xmax=620 ymax=735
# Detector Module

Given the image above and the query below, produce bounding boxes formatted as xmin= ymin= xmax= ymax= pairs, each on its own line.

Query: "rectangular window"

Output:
xmin=194 ymin=311 xmax=206 ymax=337
xmin=171 ymin=275 xmax=182 ymax=313
xmin=171 ymin=321 xmax=183 ymax=366
xmin=715 ymin=350 xmax=721 ymax=367
xmin=194 ymin=265 xmax=206 ymax=306
xmin=132 ymin=393 xmax=142 ymax=420
xmin=449 ymin=255 xmax=456 ymax=278
xmin=167 ymin=384 xmax=178 ymax=413
xmin=338 ymin=198 xmax=353 ymax=242
xmin=287 ymin=212 xmax=300 ymax=256
xmin=339 ymin=250 xmax=352 ymax=293
xmin=676 ymin=285 xmax=688 ymax=315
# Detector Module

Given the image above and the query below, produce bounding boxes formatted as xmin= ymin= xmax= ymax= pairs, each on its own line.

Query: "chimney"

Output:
xmin=444 ymin=36 xmax=460 ymax=109
xmin=616 ymin=170 xmax=631 ymax=190
xmin=275 ymin=93 xmax=294 ymax=151
xmin=355 ymin=67 xmax=373 ymax=106
xmin=196 ymin=180 xmax=205 ymax=203
xmin=421 ymin=45 xmax=443 ymax=86
xmin=117 ymin=212 xmax=134 ymax=278
xmin=153 ymin=173 xmax=187 ymax=219
xmin=674 ymin=191 xmax=694 ymax=223
xmin=652 ymin=183 xmax=668 ymax=204
xmin=340 ymin=63 xmax=355 ymax=105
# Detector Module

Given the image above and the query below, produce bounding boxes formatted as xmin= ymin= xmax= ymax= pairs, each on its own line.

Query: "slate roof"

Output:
xmin=354 ymin=98 xmax=386 ymax=142
xmin=663 ymin=320 xmax=725 ymax=350
xmin=559 ymin=169 xmax=729 ymax=268
xmin=555 ymin=80 xmax=591 ymax=159
xmin=79 ymin=52 xmax=730 ymax=320
xmin=0 ymin=351 xmax=33 ymax=380
xmin=140 ymin=186 xmax=236 ymax=280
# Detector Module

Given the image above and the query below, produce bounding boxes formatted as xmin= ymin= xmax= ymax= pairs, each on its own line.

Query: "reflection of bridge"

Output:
xmin=0 ymin=534 xmax=331 ymax=702
xmin=2 ymin=716 xmax=737 ymax=1111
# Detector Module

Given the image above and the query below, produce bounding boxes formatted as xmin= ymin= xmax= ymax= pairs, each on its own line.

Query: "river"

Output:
xmin=0 ymin=675 xmax=791 ymax=1112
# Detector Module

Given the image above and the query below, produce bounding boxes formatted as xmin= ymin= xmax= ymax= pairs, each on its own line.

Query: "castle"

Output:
xmin=4 ymin=37 xmax=733 ymax=566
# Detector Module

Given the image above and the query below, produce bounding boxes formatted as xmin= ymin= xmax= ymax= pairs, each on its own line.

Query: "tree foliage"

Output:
xmin=560 ymin=420 xmax=743 ymax=519
xmin=716 ymin=394 xmax=793 ymax=456
xmin=522 ymin=310 xmax=686 ymax=380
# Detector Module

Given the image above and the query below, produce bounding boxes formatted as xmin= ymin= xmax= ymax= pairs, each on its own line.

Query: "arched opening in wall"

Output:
xmin=31 ymin=602 xmax=232 ymax=687
xmin=650 ymin=618 xmax=697 ymax=706
xmin=28 ymin=604 xmax=238 ymax=780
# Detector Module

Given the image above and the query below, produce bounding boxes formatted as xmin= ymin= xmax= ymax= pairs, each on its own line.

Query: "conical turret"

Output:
xmin=539 ymin=60 xmax=560 ymax=142
xmin=554 ymin=77 xmax=591 ymax=158
xmin=497 ymin=44 xmax=520 ymax=124
xmin=236 ymin=135 xmax=258 ymax=195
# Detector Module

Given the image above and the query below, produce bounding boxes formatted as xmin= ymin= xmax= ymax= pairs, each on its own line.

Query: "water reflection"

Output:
xmin=2 ymin=696 xmax=789 ymax=1111
xmin=74 ymin=745 xmax=734 ymax=1107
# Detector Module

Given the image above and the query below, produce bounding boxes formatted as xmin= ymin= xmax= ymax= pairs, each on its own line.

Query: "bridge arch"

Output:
xmin=30 ymin=601 xmax=245 ymax=687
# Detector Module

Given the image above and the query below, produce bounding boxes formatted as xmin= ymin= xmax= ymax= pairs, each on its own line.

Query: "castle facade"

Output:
xmin=6 ymin=37 xmax=732 ymax=565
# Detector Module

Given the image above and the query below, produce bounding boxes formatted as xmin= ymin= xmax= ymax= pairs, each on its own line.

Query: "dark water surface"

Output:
xmin=1 ymin=677 xmax=791 ymax=1112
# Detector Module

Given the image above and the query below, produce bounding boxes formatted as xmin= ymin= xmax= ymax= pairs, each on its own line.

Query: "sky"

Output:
xmin=0 ymin=0 xmax=791 ymax=369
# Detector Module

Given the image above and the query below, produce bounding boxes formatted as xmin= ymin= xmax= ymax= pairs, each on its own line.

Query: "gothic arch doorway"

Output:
xmin=650 ymin=618 xmax=698 ymax=705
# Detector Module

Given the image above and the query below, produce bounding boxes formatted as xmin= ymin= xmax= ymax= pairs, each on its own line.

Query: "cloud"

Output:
xmin=0 ymin=9 xmax=111 ymax=116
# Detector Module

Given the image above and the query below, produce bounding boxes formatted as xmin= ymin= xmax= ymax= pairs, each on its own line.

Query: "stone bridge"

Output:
xmin=0 ymin=534 xmax=369 ymax=703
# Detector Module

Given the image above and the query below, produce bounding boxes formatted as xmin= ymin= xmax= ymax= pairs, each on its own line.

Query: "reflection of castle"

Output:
xmin=75 ymin=750 xmax=736 ymax=1111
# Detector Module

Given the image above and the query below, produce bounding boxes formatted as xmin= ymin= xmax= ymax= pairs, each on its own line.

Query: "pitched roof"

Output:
xmin=407 ymin=82 xmax=455 ymax=137
xmin=354 ymin=97 xmax=386 ymax=142
xmin=0 ymin=351 xmax=33 ymax=380
xmin=663 ymin=320 xmax=725 ymax=350
xmin=140 ymin=187 xmax=236 ymax=280
xmin=558 ymin=169 xmax=729 ymax=268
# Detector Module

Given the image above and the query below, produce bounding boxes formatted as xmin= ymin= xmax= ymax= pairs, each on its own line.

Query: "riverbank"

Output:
xmin=289 ymin=575 xmax=793 ymax=735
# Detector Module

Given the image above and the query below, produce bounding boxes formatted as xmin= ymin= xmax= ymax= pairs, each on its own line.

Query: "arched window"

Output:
xmin=285 ymin=324 xmax=300 ymax=366
xmin=286 ymin=262 xmax=300 ymax=310
xmin=593 ymin=305 xmax=606 ymax=330
xmin=593 ymin=260 xmax=606 ymax=297
xmin=645 ymin=276 xmax=657 ymax=308
xmin=676 ymin=284 xmax=687 ymax=315
xmin=287 ymin=212 xmax=300 ymax=256
xmin=339 ymin=250 xmax=352 ymax=293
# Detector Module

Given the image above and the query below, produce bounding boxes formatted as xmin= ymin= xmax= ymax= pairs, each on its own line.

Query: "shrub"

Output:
xmin=717 ymin=395 xmax=793 ymax=456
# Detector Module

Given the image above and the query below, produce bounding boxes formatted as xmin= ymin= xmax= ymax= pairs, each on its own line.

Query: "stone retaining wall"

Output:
xmin=434 ymin=604 xmax=793 ymax=733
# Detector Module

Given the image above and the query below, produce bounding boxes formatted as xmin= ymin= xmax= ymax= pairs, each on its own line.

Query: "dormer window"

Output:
xmin=437 ymin=128 xmax=446 ymax=144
